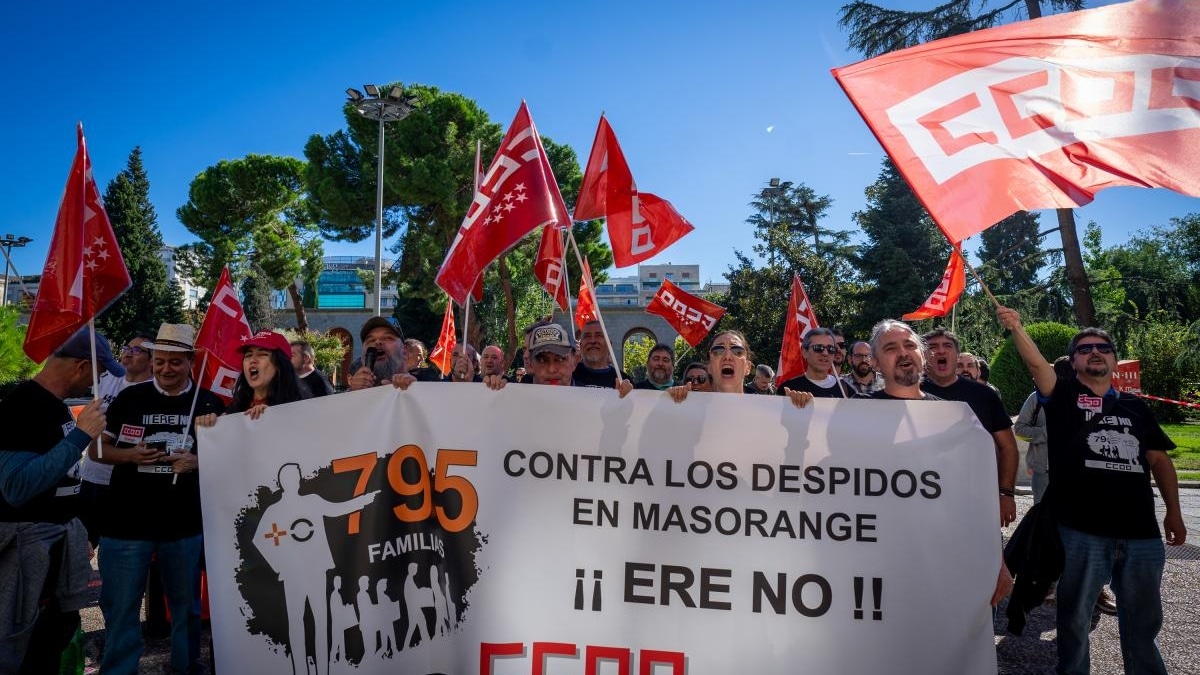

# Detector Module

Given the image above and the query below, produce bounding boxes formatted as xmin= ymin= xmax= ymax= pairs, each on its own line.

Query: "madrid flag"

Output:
xmin=193 ymin=267 xmax=253 ymax=402
xmin=24 ymin=124 xmax=132 ymax=363
xmin=428 ymin=299 xmax=457 ymax=376
xmin=776 ymin=273 xmax=819 ymax=387
xmin=575 ymin=116 xmax=694 ymax=267
xmin=903 ymin=247 xmax=967 ymax=321
xmin=437 ymin=102 xmax=571 ymax=305
xmin=645 ymin=279 xmax=726 ymax=348
xmin=832 ymin=0 xmax=1200 ymax=244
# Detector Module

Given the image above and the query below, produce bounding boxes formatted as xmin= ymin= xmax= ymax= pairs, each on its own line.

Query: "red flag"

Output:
xmin=832 ymin=1 xmax=1200 ymax=244
xmin=574 ymin=260 xmax=599 ymax=330
xmin=437 ymin=102 xmax=571 ymax=305
xmin=24 ymin=124 xmax=132 ymax=363
xmin=534 ymin=225 xmax=570 ymax=312
xmin=574 ymin=116 xmax=694 ymax=267
xmin=428 ymin=299 xmax=457 ymax=376
xmin=776 ymin=273 xmax=819 ymax=386
xmin=645 ymin=279 xmax=726 ymax=348
xmin=902 ymin=247 xmax=967 ymax=320
xmin=193 ymin=267 xmax=253 ymax=402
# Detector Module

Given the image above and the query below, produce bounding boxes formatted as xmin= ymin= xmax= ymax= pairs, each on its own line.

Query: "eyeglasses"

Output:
xmin=709 ymin=344 xmax=746 ymax=357
xmin=1074 ymin=343 xmax=1115 ymax=355
xmin=807 ymin=344 xmax=839 ymax=354
xmin=850 ymin=353 xmax=873 ymax=360
xmin=685 ymin=375 xmax=709 ymax=384
xmin=121 ymin=346 xmax=147 ymax=356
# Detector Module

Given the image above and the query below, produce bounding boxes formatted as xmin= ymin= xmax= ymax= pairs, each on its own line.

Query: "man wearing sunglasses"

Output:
xmin=776 ymin=327 xmax=850 ymax=398
xmin=997 ymin=306 xmax=1184 ymax=675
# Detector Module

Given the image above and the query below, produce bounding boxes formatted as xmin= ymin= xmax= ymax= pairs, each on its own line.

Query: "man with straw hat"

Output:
xmin=91 ymin=323 xmax=223 ymax=675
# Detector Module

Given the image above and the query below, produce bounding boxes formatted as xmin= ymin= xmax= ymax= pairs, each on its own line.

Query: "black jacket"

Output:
xmin=1003 ymin=499 xmax=1064 ymax=635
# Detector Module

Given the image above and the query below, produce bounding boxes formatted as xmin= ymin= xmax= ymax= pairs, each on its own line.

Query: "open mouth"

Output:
xmin=720 ymin=365 xmax=735 ymax=377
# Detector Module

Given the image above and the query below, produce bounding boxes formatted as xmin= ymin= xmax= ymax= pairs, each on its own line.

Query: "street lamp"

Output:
xmin=346 ymin=84 xmax=417 ymax=316
xmin=0 ymin=234 xmax=32 ymax=308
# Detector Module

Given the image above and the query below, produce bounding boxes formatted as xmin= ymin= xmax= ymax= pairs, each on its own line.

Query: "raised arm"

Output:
xmin=995 ymin=305 xmax=1056 ymax=397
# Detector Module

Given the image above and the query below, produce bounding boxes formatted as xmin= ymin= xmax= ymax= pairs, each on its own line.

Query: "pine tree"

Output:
xmin=975 ymin=211 xmax=1045 ymax=297
xmin=854 ymin=159 xmax=950 ymax=321
xmin=96 ymin=148 xmax=185 ymax=341
xmin=240 ymin=259 xmax=275 ymax=332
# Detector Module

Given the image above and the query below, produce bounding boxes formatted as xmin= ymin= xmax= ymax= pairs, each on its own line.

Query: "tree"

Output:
xmin=0 ymin=307 xmax=41 ymax=384
xmin=176 ymin=155 xmax=322 ymax=331
xmin=719 ymin=180 xmax=863 ymax=369
xmin=306 ymin=82 xmax=611 ymax=357
xmin=853 ymin=159 xmax=949 ymax=325
xmin=975 ymin=211 xmax=1047 ymax=297
xmin=838 ymin=0 xmax=1097 ymax=326
xmin=95 ymin=148 xmax=183 ymax=341
xmin=240 ymin=258 xmax=275 ymax=332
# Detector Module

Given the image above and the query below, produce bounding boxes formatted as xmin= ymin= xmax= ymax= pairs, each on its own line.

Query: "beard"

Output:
xmin=854 ymin=362 xmax=873 ymax=377
xmin=1084 ymin=362 xmax=1110 ymax=378
xmin=893 ymin=370 xmax=921 ymax=387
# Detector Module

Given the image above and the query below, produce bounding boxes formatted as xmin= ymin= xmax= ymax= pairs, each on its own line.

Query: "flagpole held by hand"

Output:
xmin=565 ymin=227 xmax=623 ymax=384
xmin=87 ymin=319 xmax=103 ymax=459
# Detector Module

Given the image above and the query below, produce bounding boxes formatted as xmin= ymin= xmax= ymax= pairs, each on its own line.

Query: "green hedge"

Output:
xmin=989 ymin=322 xmax=1077 ymax=416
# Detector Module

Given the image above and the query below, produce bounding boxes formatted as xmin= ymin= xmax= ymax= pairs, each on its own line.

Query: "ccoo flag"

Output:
xmin=776 ymin=273 xmax=819 ymax=387
xmin=832 ymin=0 xmax=1200 ymax=244
xmin=645 ymin=279 xmax=725 ymax=348
xmin=193 ymin=267 xmax=254 ymax=402
xmin=902 ymin=247 xmax=967 ymax=321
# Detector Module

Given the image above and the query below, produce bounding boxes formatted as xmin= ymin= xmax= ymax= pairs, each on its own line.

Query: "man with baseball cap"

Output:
xmin=0 ymin=327 xmax=115 ymax=672
xmin=349 ymin=317 xmax=408 ymax=391
xmin=92 ymin=323 xmax=224 ymax=675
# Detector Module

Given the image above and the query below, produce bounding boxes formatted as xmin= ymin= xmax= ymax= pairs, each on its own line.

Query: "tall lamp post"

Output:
xmin=0 ymin=234 xmax=32 ymax=308
xmin=345 ymin=84 xmax=416 ymax=316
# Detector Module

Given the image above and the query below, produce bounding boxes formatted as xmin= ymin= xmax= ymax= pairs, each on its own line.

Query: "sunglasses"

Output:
xmin=685 ymin=375 xmax=709 ymax=384
xmin=709 ymin=344 xmax=746 ymax=357
xmin=807 ymin=344 xmax=839 ymax=354
xmin=1073 ymin=343 xmax=1114 ymax=355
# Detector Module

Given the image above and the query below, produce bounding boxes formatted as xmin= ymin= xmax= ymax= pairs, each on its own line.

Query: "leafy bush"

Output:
xmin=275 ymin=328 xmax=350 ymax=380
xmin=0 ymin=307 xmax=41 ymax=386
xmin=989 ymin=321 xmax=1076 ymax=415
xmin=1124 ymin=317 xmax=1200 ymax=423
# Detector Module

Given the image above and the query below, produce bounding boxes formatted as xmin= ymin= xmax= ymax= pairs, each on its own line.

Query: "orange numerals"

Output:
xmin=334 ymin=446 xmax=479 ymax=534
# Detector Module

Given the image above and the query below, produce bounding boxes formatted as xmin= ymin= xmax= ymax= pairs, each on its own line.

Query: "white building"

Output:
xmin=159 ymin=246 xmax=206 ymax=310
xmin=592 ymin=263 xmax=724 ymax=307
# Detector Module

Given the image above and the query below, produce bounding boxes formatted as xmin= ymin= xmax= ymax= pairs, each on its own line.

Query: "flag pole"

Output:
xmin=88 ymin=318 xmax=103 ymax=459
xmin=176 ymin=350 xmax=209 ymax=485
xmin=958 ymin=247 xmax=1001 ymax=307
xmin=565 ymin=227 xmax=623 ymax=383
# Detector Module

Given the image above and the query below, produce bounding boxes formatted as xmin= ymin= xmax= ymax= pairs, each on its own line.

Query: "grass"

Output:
xmin=1163 ymin=423 xmax=1200 ymax=482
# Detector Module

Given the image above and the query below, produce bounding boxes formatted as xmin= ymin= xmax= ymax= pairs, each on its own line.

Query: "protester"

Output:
xmin=80 ymin=334 xmax=154 ymax=545
xmin=997 ymin=305 xmax=1184 ymax=675
xmin=682 ymin=363 xmax=712 ymax=392
xmin=669 ymin=330 xmax=814 ymax=409
xmin=841 ymin=340 xmax=884 ymax=396
xmin=480 ymin=345 xmax=508 ymax=380
xmin=635 ymin=343 xmax=676 ymax=390
xmin=348 ymin=317 xmax=407 ymax=391
xmin=957 ymin=352 xmax=982 ymax=380
xmin=573 ymin=320 xmax=631 ymax=389
xmin=863 ymin=319 xmax=1014 ymax=608
xmin=750 ymin=364 xmax=775 ymax=394
xmin=1014 ymin=391 xmax=1050 ymax=506
xmin=450 ymin=344 xmax=482 ymax=383
xmin=92 ymin=323 xmax=224 ymax=675
xmin=831 ymin=327 xmax=847 ymax=375
xmin=921 ymin=328 xmax=1019 ymax=528
xmin=0 ymin=328 xmax=116 ymax=673
xmin=513 ymin=366 xmax=527 ymax=382
xmin=290 ymin=339 xmax=334 ymax=398
xmin=776 ymin=327 xmax=850 ymax=398
xmin=197 ymin=331 xmax=306 ymax=429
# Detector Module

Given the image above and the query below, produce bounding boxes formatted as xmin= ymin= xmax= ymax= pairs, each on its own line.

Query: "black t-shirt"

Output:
xmin=1043 ymin=377 xmax=1172 ymax=539
xmin=634 ymin=378 xmax=672 ymax=391
xmin=572 ymin=364 xmax=631 ymax=389
xmin=777 ymin=374 xmax=849 ymax=398
xmin=0 ymin=380 xmax=80 ymax=524
xmin=864 ymin=390 xmax=942 ymax=401
xmin=410 ymin=367 xmax=444 ymax=382
xmin=921 ymin=376 xmax=1013 ymax=433
xmin=300 ymin=370 xmax=334 ymax=397
xmin=103 ymin=382 xmax=224 ymax=541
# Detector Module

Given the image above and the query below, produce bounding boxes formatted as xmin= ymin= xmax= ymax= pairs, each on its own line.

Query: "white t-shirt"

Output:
xmin=81 ymin=373 xmax=152 ymax=485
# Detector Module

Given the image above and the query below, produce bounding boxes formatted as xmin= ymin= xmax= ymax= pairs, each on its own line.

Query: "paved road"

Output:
xmin=79 ymin=488 xmax=1200 ymax=674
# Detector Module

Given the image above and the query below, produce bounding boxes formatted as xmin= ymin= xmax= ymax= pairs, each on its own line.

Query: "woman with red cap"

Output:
xmin=197 ymin=331 xmax=305 ymax=426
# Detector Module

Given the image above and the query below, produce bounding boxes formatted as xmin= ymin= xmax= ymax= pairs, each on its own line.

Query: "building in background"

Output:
xmin=593 ymin=263 xmax=724 ymax=307
xmin=159 ymin=246 xmax=205 ymax=310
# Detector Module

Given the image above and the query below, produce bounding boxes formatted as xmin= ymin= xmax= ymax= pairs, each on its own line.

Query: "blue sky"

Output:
xmin=2 ymin=0 xmax=1196 ymax=289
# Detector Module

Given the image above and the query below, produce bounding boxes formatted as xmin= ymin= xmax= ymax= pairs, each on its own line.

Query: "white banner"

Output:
xmin=199 ymin=384 xmax=1000 ymax=675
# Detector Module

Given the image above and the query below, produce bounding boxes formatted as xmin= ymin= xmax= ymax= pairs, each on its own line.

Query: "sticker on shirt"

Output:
xmin=118 ymin=424 xmax=145 ymax=445
xmin=1084 ymin=428 xmax=1145 ymax=473
xmin=1076 ymin=394 xmax=1104 ymax=414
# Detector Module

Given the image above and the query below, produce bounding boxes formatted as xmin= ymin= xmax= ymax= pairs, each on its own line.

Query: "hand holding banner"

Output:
xmin=645 ymin=279 xmax=725 ymax=347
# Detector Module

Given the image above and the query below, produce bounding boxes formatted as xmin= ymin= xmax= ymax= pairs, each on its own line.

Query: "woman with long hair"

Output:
xmin=196 ymin=331 xmax=305 ymax=427
xmin=668 ymin=330 xmax=813 ymax=408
